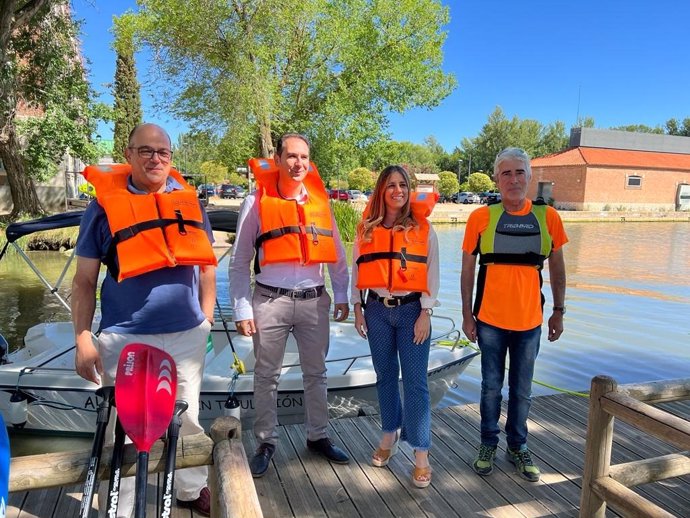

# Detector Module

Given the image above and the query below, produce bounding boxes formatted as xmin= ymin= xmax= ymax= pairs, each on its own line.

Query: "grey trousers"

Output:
xmin=251 ymin=284 xmax=332 ymax=445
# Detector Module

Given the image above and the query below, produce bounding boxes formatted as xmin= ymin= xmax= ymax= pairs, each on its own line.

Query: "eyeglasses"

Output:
xmin=128 ymin=146 xmax=173 ymax=162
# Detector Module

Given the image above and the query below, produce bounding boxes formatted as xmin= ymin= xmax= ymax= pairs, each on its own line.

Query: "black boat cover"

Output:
xmin=4 ymin=208 xmax=238 ymax=244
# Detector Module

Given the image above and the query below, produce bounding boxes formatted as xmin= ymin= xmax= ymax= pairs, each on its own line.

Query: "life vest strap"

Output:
xmin=479 ymin=252 xmax=545 ymax=270
xmin=254 ymin=225 xmax=334 ymax=274
xmin=356 ymin=251 xmax=427 ymax=266
xmin=105 ymin=217 xmax=206 ymax=279
xmin=112 ymin=217 xmax=205 ymax=246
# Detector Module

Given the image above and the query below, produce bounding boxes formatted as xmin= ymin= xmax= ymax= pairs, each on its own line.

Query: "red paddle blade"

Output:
xmin=114 ymin=343 xmax=177 ymax=452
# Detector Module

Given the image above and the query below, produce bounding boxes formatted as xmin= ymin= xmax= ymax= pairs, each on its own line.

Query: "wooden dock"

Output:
xmin=243 ymin=394 xmax=690 ymax=518
xmin=7 ymin=394 xmax=690 ymax=517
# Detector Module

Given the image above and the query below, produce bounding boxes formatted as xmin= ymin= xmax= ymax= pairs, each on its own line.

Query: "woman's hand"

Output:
xmin=354 ymin=303 xmax=367 ymax=338
xmin=413 ymin=311 xmax=431 ymax=345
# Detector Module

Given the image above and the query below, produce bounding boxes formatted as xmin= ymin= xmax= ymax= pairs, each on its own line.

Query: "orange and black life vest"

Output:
xmin=355 ymin=192 xmax=437 ymax=294
xmin=83 ymin=163 xmax=217 ymax=281
xmin=248 ymin=158 xmax=337 ymax=273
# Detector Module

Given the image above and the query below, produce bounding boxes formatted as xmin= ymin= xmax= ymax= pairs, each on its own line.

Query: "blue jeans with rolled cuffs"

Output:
xmin=476 ymin=320 xmax=541 ymax=450
xmin=364 ymin=298 xmax=431 ymax=450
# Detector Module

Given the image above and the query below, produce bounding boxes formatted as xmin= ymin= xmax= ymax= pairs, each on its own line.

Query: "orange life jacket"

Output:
xmin=82 ymin=163 xmax=217 ymax=281
xmin=355 ymin=192 xmax=437 ymax=294
xmin=248 ymin=157 xmax=337 ymax=272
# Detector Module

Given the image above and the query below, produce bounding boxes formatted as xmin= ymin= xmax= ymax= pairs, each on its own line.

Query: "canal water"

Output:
xmin=1 ymin=221 xmax=689 ymax=454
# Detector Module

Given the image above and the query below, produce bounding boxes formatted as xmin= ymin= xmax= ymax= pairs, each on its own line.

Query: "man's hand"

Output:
xmin=75 ymin=336 xmax=102 ymax=385
xmin=333 ymin=303 xmax=349 ymax=322
xmin=236 ymin=319 xmax=256 ymax=336
xmin=462 ymin=314 xmax=477 ymax=343
xmin=547 ymin=312 xmax=564 ymax=342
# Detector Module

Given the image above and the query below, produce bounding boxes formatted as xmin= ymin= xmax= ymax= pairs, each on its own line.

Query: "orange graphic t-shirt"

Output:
xmin=462 ymin=200 xmax=568 ymax=331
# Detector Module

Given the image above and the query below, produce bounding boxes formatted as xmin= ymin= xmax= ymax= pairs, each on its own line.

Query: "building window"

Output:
xmin=626 ymin=175 xmax=642 ymax=189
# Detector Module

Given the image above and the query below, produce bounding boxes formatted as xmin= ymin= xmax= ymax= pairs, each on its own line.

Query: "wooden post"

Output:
xmin=210 ymin=416 xmax=263 ymax=518
xmin=580 ymin=375 xmax=617 ymax=518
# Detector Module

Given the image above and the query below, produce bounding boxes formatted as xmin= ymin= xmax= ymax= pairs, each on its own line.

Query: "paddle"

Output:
xmin=79 ymin=385 xmax=114 ymax=518
xmin=105 ymin=417 xmax=126 ymax=518
xmin=115 ymin=343 xmax=177 ymax=518
xmin=0 ymin=414 xmax=9 ymax=518
xmin=159 ymin=400 xmax=188 ymax=518
xmin=215 ymin=299 xmax=245 ymax=374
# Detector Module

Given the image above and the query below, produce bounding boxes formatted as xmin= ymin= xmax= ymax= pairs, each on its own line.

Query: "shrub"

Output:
xmin=331 ymin=200 xmax=361 ymax=243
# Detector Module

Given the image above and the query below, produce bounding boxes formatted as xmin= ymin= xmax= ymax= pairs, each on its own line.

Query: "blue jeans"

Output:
xmin=364 ymin=299 xmax=431 ymax=450
xmin=477 ymin=320 xmax=541 ymax=450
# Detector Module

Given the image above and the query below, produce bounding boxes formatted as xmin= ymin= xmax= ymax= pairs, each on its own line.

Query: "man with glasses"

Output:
xmin=72 ymin=123 xmax=216 ymax=516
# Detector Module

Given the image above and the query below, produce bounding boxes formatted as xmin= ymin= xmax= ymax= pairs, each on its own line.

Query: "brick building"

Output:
xmin=530 ymin=128 xmax=690 ymax=211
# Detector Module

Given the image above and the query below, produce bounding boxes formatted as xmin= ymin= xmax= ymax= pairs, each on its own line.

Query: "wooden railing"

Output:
xmin=8 ymin=416 xmax=263 ymax=518
xmin=580 ymin=375 xmax=690 ymax=518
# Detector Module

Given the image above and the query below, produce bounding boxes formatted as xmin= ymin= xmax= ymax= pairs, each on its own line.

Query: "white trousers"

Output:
xmin=96 ymin=320 xmax=210 ymax=518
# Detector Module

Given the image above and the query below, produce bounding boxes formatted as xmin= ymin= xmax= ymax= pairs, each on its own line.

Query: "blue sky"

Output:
xmin=72 ymin=0 xmax=690 ymax=152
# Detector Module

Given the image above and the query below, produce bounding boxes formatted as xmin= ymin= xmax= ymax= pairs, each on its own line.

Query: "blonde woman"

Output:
xmin=351 ymin=165 xmax=439 ymax=488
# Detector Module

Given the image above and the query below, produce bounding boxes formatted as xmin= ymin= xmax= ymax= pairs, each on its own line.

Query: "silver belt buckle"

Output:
xmin=383 ymin=297 xmax=396 ymax=308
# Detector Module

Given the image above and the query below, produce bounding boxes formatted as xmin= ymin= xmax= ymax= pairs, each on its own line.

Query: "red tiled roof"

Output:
xmin=532 ymin=147 xmax=690 ymax=171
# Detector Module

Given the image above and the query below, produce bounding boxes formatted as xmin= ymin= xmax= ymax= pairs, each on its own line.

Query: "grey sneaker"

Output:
xmin=506 ymin=447 xmax=540 ymax=482
xmin=473 ymin=444 xmax=497 ymax=476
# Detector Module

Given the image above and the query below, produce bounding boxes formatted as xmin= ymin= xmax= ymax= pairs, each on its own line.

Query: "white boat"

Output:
xmin=0 ymin=210 xmax=478 ymax=436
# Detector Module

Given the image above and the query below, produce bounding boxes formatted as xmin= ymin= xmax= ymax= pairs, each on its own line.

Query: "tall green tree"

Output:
xmin=111 ymin=22 xmax=142 ymax=163
xmin=118 ymin=0 xmax=455 ymax=178
xmin=437 ymin=171 xmax=459 ymax=198
xmin=665 ymin=117 xmax=690 ymax=136
xmin=0 ymin=1 xmax=104 ymax=219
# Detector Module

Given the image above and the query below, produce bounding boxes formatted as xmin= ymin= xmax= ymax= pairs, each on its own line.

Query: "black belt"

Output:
xmin=256 ymin=282 xmax=324 ymax=300
xmin=367 ymin=291 xmax=421 ymax=308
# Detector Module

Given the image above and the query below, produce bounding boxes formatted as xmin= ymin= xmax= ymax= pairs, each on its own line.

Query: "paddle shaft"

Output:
xmin=105 ymin=418 xmax=126 ymax=518
xmin=160 ymin=401 xmax=188 ymax=518
xmin=135 ymin=451 xmax=149 ymax=518
xmin=79 ymin=386 xmax=113 ymax=518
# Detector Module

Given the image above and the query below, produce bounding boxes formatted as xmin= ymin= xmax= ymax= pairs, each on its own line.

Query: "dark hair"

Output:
xmin=275 ymin=133 xmax=311 ymax=156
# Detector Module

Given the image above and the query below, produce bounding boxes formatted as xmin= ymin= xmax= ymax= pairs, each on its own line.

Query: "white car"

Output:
xmin=347 ymin=190 xmax=368 ymax=202
xmin=454 ymin=192 xmax=480 ymax=204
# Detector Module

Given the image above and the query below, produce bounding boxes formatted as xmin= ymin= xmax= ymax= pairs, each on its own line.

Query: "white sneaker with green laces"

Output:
xmin=506 ymin=446 xmax=540 ymax=482
xmin=473 ymin=444 xmax=497 ymax=476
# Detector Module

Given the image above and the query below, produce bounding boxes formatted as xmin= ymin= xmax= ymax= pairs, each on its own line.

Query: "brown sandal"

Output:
xmin=371 ymin=431 xmax=400 ymax=467
xmin=412 ymin=465 xmax=432 ymax=488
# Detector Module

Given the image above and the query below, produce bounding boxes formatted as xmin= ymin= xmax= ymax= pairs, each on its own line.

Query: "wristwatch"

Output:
xmin=552 ymin=306 xmax=566 ymax=315
xmin=422 ymin=308 xmax=433 ymax=316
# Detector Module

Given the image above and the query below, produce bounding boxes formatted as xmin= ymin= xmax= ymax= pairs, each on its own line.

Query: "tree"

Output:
xmin=467 ymin=172 xmax=494 ymax=193
xmin=0 ymin=1 xmax=105 ymax=219
xmin=665 ymin=117 xmax=690 ymax=136
xmin=199 ymin=160 xmax=228 ymax=184
xmin=119 ymin=0 xmax=455 ymax=174
xmin=111 ymin=22 xmax=142 ymax=163
xmin=347 ymin=167 xmax=375 ymax=191
xmin=611 ymin=124 xmax=664 ymax=134
xmin=437 ymin=171 xmax=458 ymax=198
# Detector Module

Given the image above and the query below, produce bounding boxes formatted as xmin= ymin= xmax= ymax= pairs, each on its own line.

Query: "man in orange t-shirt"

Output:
xmin=461 ymin=147 xmax=567 ymax=482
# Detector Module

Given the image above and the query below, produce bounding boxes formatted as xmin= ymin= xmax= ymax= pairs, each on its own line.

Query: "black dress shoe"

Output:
xmin=249 ymin=443 xmax=275 ymax=478
xmin=307 ymin=438 xmax=350 ymax=464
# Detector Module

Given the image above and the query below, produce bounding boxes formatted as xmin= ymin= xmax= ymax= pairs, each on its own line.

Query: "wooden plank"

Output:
xmin=331 ymin=418 xmax=421 ymax=518
xmin=602 ymin=392 xmax=690 ymax=450
xmin=241 ymin=434 xmax=292 ymax=518
xmin=445 ymin=403 xmax=582 ymax=517
xmin=283 ymin=424 xmax=360 ymax=518
xmin=355 ymin=416 xmax=460 ymax=518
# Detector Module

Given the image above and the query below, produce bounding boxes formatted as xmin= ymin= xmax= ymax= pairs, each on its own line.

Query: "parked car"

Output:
xmin=219 ymin=184 xmax=246 ymax=199
xmin=454 ymin=192 xmax=480 ymax=204
xmin=347 ymin=190 xmax=368 ymax=202
xmin=329 ymin=189 xmax=351 ymax=201
xmin=484 ymin=192 xmax=501 ymax=204
xmin=198 ymin=184 xmax=216 ymax=198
